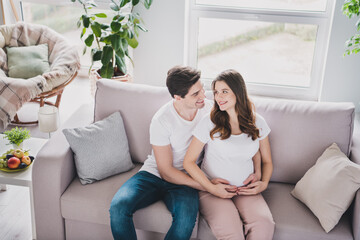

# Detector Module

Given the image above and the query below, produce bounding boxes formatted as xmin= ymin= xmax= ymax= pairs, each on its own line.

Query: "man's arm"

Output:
xmin=153 ymin=144 xmax=206 ymax=191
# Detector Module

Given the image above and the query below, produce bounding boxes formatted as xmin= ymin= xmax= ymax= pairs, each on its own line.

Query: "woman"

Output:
xmin=183 ymin=69 xmax=275 ymax=240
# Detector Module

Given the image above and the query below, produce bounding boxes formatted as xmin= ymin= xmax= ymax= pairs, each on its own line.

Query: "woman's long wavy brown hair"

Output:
xmin=210 ymin=69 xmax=259 ymax=140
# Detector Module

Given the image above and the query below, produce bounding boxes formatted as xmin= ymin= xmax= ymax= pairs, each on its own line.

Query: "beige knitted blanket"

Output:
xmin=0 ymin=22 xmax=80 ymax=129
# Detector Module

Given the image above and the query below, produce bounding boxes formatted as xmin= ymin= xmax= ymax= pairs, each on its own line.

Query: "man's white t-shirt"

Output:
xmin=192 ymin=113 xmax=270 ymax=187
xmin=139 ymin=99 xmax=213 ymax=178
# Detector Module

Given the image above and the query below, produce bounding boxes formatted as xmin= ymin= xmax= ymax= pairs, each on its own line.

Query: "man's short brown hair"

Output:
xmin=166 ymin=66 xmax=201 ymax=98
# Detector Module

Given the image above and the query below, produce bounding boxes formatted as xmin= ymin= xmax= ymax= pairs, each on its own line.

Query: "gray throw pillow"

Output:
xmin=6 ymin=44 xmax=50 ymax=79
xmin=63 ymin=111 xmax=134 ymax=185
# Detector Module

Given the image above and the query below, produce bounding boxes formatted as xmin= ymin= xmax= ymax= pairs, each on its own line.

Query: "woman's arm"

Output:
xmin=154 ymin=144 xmax=206 ymax=191
xmin=183 ymin=137 xmax=237 ymax=198
xmin=253 ymin=150 xmax=262 ymax=181
xmin=242 ymin=150 xmax=262 ymax=186
xmin=237 ymin=136 xmax=273 ymax=195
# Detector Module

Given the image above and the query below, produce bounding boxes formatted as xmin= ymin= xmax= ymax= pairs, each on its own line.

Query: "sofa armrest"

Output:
xmin=32 ymin=103 xmax=94 ymax=240
xmin=351 ymin=134 xmax=360 ymax=240
xmin=354 ymin=190 xmax=360 ymax=240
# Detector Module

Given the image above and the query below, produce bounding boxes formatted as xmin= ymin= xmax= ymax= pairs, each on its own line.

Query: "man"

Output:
xmin=109 ymin=66 xmax=212 ymax=240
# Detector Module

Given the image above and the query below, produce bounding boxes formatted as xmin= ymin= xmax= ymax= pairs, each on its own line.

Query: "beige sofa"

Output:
xmin=33 ymin=79 xmax=360 ymax=240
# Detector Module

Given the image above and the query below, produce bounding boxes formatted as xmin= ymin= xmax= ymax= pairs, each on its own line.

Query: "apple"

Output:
xmin=7 ymin=157 xmax=21 ymax=169
xmin=13 ymin=149 xmax=24 ymax=159
xmin=21 ymin=156 xmax=31 ymax=166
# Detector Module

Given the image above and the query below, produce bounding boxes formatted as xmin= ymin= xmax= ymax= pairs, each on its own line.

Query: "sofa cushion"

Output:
xmin=94 ymin=80 xmax=172 ymax=163
xmin=60 ymin=164 xmax=198 ymax=237
xmin=63 ymin=112 xmax=134 ymax=185
xmin=253 ymin=97 xmax=355 ymax=184
xmin=291 ymin=143 xmax=360 ymax=233
xmin=261 ymin=182 xmax=353 ymax=240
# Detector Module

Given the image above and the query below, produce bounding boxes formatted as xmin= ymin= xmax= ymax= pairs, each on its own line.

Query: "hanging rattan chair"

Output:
xmin=0 ymin=22 xmax=80 ymax=128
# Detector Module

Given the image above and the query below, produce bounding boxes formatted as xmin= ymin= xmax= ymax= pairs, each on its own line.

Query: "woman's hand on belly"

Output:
xmin=242 ymin=173 xmax=259 ymax=187
xmin=236 ymin=180 xmax=268 ymax=195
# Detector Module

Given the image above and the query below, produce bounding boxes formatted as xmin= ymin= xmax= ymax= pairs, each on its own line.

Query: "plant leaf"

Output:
xmin=357 ymin=18 xmax=360 ymax=31
xmin=116 ymin=48 xmax=125 ymax=58
xmin=82 ymin=15 xmax=90 ymax=28
xmin=127 ymin=37 xmax=138 ymax=48
xmin=100 ymin=63 xmax=114 ymax=79
xmin=91 ymin=22 xmax=102 ymax=37
xmin=92 ymin=49 xmax=102 ymax=61
xmin=100 ymin=23 xmax=109 ymax=30
xmin=121 ymin=38 xmax=128 ymax=50
xmin=110 ymin=3 xmax=120 ymax=11
xmin=120 ymin=0 xmax=130 ymax=7
xmin=95 ymin=13 xmax=107 ymax=18
xmin=136 ymin=23 xmax=147 ymax=32
xmin=127 ymin=29 xmax=134 ymax=39
xmin=115 ymin=55 xmax=127 ymax=75
xmin=111 ymin=21 xmax=122 ymax=32
xmin=132 ymin=0 xmax=140 ymax=6
xmin=84 ymin=34 xmax=94 ymax=47
xmin=102 ymin=35 xmax=112 ymax=44
xmin=101 ymin=45 xmax=114 ymax=65
xmin=125 ymin=50 xmax=134 ymax=67
xmin=81 ymin=27 xmax=86 ymax=38
xmin=113 ymin=14 xmax=125 ymax=22
xmin=110 ymin=34 xmax=122 ymax=50
xmin=144 ymin=0 xmax=152 ymax=9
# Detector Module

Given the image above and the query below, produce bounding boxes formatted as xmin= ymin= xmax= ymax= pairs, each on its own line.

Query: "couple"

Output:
xmin=109 ymin=66 xmax=275 ymax=240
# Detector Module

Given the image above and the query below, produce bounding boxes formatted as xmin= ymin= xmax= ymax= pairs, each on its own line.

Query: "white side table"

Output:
xmin=0 ymin=135 xmax=47 ymax=240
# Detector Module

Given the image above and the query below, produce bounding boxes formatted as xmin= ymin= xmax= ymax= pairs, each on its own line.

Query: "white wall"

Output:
xmin=320 ymin=0 xmax=360 ymax=112
xmin=133 ymin=0 xmax=185 ymax=86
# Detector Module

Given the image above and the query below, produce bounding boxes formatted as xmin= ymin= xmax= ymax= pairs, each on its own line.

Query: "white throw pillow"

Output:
xmin=291 ymin=143 xmax=360 ymax=233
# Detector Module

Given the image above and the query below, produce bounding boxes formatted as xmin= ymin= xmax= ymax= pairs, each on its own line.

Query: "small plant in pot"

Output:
xmin=3 ymin=127 xmax=30 ymax=149
xmin=72 ymin=0 xmax=153 ymax=81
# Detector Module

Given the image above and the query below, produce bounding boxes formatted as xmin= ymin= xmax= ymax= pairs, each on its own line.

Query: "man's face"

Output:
xmin=177 ymin=80 xmax=206 ymax=109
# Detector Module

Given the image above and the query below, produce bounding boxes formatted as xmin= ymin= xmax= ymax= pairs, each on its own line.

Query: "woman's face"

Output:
xmin=213 ymin=81 xmax=236 ymax=112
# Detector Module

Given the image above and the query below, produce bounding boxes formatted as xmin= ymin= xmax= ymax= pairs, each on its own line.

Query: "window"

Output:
xmin=186 ymin=0 xmax=335 ymax=100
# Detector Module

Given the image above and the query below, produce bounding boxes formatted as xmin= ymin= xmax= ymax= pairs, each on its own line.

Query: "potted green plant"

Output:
xmin=3 ymin=127 xmax=30 ymax=149
xmin=72 ymin=0 xmax=152 ymax=82
xmin=342 ymin=0 xmax=360 ymax=55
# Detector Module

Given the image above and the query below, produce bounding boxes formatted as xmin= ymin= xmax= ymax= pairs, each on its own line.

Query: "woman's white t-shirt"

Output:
xmin=192 ymin=113 xmax=270 ymax=187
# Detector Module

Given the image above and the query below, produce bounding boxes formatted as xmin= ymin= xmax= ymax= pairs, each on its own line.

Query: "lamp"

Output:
xmin=38 ymin=105 xmax=59 ymax=138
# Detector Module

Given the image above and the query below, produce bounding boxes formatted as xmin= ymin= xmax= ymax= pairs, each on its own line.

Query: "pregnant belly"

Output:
xmin=202 ymin=160 xmax=254 ymax=187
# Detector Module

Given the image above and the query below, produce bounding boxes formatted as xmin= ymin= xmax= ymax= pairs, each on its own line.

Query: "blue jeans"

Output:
xmin=109 ymin=171 xmax=199 ymax=240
